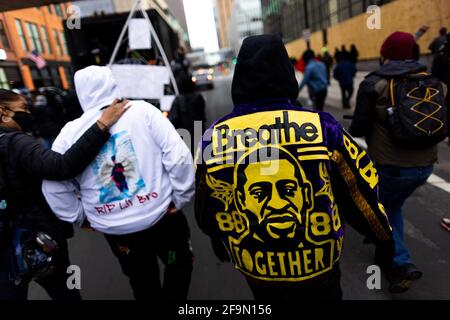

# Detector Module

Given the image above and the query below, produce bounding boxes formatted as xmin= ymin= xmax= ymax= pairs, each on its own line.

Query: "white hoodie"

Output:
xmin=42 ymin=66 xmax=195 ymax=235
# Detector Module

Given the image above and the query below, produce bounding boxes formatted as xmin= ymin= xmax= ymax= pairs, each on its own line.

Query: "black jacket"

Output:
xmin=231 ymin=34 xmax=299 ymax=105
xmin=0 ymin=123 xmax=110 ymax=243
xmin=349 ymin=60 xmax=441 ymax=167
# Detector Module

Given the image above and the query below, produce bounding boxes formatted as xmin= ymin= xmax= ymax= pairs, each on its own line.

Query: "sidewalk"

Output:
xmin=296 ymin=71 xmax=369 ymax=110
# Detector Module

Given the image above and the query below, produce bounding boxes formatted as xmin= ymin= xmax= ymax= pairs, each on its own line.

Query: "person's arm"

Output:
xmin=298 ymin=64 xmax=312 ymax=93
xmin=349 ymin=79 xmax=377 ymax=137
xmin=194 ymin=141 xmax=230 ymax=262
xmin=324 ymin=114 xmax=393 ymax=245
xmin=12 ymin=99 xmax=129 ymax=181
xmin=42 ymin=179 xmax=85 ymax=227
xmin=148 ymin=108 xmax=195 ymax=209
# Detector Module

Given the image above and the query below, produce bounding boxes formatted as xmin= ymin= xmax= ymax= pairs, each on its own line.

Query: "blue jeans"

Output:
xmin=377 ymin=164 xmax=433 ymax=267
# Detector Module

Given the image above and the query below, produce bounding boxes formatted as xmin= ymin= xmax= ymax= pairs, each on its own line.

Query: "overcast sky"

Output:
xmin=183 ymin=0 xmax=219 ymax=52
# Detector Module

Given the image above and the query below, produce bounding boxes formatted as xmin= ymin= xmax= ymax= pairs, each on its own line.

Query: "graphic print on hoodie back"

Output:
xmin=92 ymin=130 xmax=146 ymax=204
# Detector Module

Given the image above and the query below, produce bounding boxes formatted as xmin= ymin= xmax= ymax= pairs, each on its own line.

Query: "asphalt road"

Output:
xmin=29 ymin=74 xmax=450 ymax=300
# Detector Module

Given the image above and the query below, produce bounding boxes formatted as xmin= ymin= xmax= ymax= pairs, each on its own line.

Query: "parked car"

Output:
xmin=191 ymin=65 xmax=214 ymax=90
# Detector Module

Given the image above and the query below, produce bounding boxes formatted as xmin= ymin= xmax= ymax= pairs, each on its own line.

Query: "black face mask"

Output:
xmin=12 ymin=111 xmax=33 ymax=132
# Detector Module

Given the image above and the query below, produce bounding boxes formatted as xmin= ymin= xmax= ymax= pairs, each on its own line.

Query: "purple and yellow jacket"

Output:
xmin=195 ymin=99 xmax=392 ymax=284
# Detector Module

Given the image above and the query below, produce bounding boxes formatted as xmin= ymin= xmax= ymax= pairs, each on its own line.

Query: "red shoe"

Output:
xmin=441 ymin=218 xmax=450 ymax=232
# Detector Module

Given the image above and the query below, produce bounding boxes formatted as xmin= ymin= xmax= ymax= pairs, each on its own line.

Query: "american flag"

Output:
xmin=27 ymin=50 xmax=46 ymax=69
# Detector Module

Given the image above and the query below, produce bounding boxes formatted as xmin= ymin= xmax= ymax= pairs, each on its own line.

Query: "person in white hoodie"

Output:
xmin=42 ymin=66 xmax=195 ymax=300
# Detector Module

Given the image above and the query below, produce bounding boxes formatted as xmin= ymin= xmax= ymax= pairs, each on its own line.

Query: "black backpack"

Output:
xmin=386 ymin=72 xmax=448 ymax=148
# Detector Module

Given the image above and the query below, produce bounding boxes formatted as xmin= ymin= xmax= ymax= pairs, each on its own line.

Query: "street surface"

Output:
xmin=29 ymin=72 xmax=450 ymax=300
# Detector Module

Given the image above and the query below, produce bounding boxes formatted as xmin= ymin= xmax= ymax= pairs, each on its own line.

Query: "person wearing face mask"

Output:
xmin=0 ymin=89 xmax=130 ymax=300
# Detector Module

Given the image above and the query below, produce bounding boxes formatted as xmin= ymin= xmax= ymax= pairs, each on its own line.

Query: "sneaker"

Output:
xmin=387 ymin=263 xmax=423 ymax=293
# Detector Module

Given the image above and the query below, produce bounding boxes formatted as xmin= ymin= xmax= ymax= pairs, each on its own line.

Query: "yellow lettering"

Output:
xmin=332 ymin=205 xmax=342 ymax=232
xmin=232 ymin=211 xmax=246 ymax=233
xmin=303 ymin=249 xmax=313 ymax=273
xmin=310 ymin=212 xmax=331 ymax=236
xmin=343 ymin=135 xmax=358 ymax=160
xmin=216 ymin=212 xmax=234 ymax=232
xmin=288 ymin=251 xmax=302 ymax=276
xmin=241 ymin=249 xmax=253 ymax=272
xmin=267 ymin=252 xmax=278 ymax=276
xmin=359 ymin=162 xmax=378 ymax=189
xmin=314 ymin=248 xmax=325 ymax=270
xmin=277 ymin=252 xmax=287 ymax=276
xmin=255 ymin=251 xmax=267 ymax=275
xmin=233 ymin=245 xmax=242 ymax=267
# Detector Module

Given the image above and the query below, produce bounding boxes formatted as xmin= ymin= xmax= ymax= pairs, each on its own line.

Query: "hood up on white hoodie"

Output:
xmin=74 ymin=66 xmax=121 ymax=112
xmin=43 ymin=65 xmax=195 ymax=235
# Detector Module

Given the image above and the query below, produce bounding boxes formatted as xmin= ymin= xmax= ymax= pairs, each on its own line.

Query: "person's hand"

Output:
xmin=81 ymin=219 xmax=95 ymax=232
xmin=166 ymin=206 xmax=178 ymax=214
xmin=97 ymin=99 xmax=130 ymax=130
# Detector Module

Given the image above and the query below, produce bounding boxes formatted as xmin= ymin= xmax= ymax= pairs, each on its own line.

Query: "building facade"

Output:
xmin=0 ymin=3 xmax=72 ymax=90
xmin=228 ymin=0 xmax=263 ymax=53
xmin=261 ymin=0 xmax=450 ymax=61
xmin=215 ymin=0 xmax=233 ymax=48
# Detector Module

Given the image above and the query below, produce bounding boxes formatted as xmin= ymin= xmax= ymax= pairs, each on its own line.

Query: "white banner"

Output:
xmin=110 ymin=64 xmax=170 ymax=99
xmin=128 ymin=18 xmax=151 ymax=50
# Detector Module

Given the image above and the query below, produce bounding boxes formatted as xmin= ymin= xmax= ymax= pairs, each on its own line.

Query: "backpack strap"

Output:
xmin=389 ymin=78 xmax=396 ymax=107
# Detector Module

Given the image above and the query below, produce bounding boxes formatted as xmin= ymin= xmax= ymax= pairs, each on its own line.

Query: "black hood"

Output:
xmin=231 ymin=35 xmax=299 ymax=105
xmin=371 ymin=60 xmax=427 ymax=78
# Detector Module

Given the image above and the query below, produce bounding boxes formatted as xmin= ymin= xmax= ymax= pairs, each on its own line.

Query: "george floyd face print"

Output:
xmin=234 ymin=146 xmax=313 ymax=248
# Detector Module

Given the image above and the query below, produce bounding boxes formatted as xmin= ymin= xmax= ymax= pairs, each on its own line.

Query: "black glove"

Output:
xmin=210 ymin=236 xmax=230 ymax=263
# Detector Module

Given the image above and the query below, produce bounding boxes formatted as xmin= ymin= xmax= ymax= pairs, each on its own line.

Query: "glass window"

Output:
xmin=26 ymin=22 xmax=43 ymax=53
xmin=0 ymin=67 xmax=10 ymax=89
xmin=338 ymin=0 xmax=351 ymax=22
xmin=40 ymin=26 xmax=52 ymax=54
xmin=60 ymin=31 xmax=68 ymax=55
xmin=350 ymin=0 xmax=364 ymax=16
xmin=50 ymin=66 xmax=62 ymax=87
xmin=0 ymin=21 xmax=10 ymax=49
xmin=53 ymin=29 xmax=63 ymax=56
xmin=64 ymin=66 xmax=73 ymax=88
xmin=40 ymin=67 xmax=52 ymax=87
xmin=54 ymin=4 xmax=63 ymax=17
xmin=15 ymin=19 xmax=28 ymax=51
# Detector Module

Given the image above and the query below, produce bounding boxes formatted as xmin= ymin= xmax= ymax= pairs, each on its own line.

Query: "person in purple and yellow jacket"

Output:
xmin=195 ymin=35 xmax=393 ymax=300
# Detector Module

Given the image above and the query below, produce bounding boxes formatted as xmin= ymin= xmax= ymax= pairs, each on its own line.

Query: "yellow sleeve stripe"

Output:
xmin=331 ymin=150 xmax=390 ymax=241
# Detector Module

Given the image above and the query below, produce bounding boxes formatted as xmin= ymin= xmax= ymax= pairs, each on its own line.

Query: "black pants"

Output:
xmin=246 ymin=265 xmax=342 ymax=301
xmin=339 ymin=84 xmax=354 ymax=109
xmin=0 ymin=240 xmax=81 ymax=300
xmin=104 ymin=210 xmax=194 ymax=301
xmin=313 ymin=89 xmax=328 ymax=111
